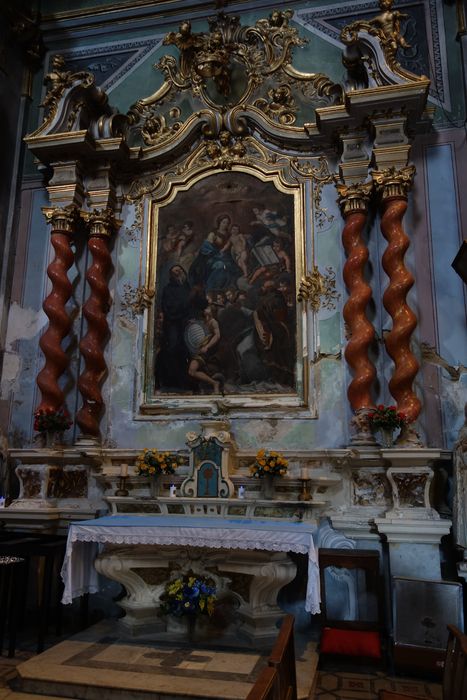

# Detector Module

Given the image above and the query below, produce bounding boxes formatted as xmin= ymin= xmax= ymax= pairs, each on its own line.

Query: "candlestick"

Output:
xmin=115 ymin=475 xmax=129 ymax=497
xmin=298 ymin=478 xmax=311 ymax=502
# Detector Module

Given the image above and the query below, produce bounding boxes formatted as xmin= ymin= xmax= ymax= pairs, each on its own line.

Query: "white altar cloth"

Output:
xmin=61 ymin=515 xmax=320 ymax=613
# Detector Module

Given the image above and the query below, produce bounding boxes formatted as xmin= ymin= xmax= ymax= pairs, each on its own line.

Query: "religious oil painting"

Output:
xmin=146 ymin=170 xmax=302 ymax=408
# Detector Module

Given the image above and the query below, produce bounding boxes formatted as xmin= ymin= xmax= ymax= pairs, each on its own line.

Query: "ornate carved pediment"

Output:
xmin=127 ymin=10 xmax=343 ymax=149
xmin=25 ymin=54 xmax=129 ymax=162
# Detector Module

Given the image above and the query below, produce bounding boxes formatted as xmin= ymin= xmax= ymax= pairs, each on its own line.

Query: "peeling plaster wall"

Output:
xmin=1 ymin=0 xmax=466 ymax=452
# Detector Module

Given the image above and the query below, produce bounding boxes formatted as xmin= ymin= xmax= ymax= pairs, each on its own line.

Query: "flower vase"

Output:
xmin=150 ymin=475 xmax=161 ymax=498
xmin=166 ymin=615 xmax=190 ymax=637
xmin=45 ymin=431 xmax=62 ymax=448
xmin=261 ymin=474 xmax=275 ymax=500
xmin=378 ymin=427 xmax=394 ymax=448
xmin=165 ymin=615 xmax=199 ymax=642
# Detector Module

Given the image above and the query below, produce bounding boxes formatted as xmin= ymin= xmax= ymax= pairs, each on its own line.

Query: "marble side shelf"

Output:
xmin=106 ymin=496 xmax=327 ymax=520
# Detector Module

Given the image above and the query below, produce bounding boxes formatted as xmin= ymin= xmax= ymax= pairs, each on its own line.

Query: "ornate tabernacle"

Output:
xmin=181 ymin=421 xmax=235 ymax=498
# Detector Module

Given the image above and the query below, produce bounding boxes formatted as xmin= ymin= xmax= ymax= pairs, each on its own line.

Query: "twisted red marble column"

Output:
xmin=76 ymin=209 xmax=115 ymax=439
xmin=373 ymin=166 xmax=422 ymax=445
xmin=337 ymin=182 xmax=377 ymax=444
xmin=36 ymin=206 xmax=78 ymax=412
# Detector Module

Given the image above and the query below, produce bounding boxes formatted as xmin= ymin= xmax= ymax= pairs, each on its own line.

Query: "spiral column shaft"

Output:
xmin=36 ymin=207 xmax=78 ymax=412
xmin=373 ymin=166 xmax=422 ymax=426
xmin=76 ymin=209 xmax=115 ymax=438
xmin=338 ymin=183 xmax=376 ymax=409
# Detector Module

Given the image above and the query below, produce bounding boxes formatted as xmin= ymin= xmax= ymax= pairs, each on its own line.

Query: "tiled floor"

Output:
xmin=0 ymin=630 xmax=443 ymax=700
xmin=315 ymin=670 xmax=442 ymax=700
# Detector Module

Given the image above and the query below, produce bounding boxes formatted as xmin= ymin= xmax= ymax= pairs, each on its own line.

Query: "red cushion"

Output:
xmin=320 ymin=627 xmax=382 ymax=659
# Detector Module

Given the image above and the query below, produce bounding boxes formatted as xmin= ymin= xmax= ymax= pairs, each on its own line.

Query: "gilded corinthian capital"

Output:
xmin=42 ymin=204 xmax=80 ymax=235
xmin=82 ymin=208 xmax=118 ymax=238
xmin=336 ymin=181 xmax=373 ymax=216
xmin=372 ymin=165 xmax=415 ymax=200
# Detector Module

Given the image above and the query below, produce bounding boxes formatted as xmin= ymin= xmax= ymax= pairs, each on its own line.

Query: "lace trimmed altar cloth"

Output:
xmin=61 ymin=514 xmax=320 ymax=613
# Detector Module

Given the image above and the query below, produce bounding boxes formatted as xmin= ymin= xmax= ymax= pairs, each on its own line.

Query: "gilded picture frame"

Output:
xmin=140 ymin=164 xmax=310 ymax=416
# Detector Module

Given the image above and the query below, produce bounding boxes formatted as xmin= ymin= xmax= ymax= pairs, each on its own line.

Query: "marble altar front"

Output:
xmin=62 ymin=514 xmax=319 ymax=642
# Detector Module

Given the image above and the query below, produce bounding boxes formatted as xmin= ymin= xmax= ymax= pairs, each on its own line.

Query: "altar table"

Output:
xmin=61 ymin=515 xmax=320 ymax=613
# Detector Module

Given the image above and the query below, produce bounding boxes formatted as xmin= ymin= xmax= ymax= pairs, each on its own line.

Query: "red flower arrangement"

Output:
xmin=33 ymin=407 xmax=73 ymax=433
xmin=367 ymin=405 xmax=407 ymax=431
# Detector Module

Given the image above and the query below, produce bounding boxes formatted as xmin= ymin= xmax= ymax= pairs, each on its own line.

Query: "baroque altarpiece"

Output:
xmin=2 ymin=1 xmax=466 ymax=629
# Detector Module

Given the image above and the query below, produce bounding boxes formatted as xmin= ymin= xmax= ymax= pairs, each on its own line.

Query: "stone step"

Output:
xmin=1 ymin=692 xmax=68 ymax=700
xmin=12 ymin=621 xmax=318 ymax=700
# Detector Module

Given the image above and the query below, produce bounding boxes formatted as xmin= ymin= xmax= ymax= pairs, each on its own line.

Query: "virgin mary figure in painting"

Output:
xmin=189 ymin=214 xmax=241 ymax=292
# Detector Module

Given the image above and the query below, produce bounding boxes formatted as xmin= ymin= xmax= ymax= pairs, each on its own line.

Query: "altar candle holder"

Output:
xmin=115 ymin=476 xmax=129 ymax=497
xmin=298 ymin=478 xmax=311 ymax=502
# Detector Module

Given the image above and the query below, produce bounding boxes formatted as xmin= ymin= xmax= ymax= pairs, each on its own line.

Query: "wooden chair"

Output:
xmin=0 ymin=533 xmax=66 ymax=654
xmin=318 ymin=548 xmax=385 ymax=665
xmin=379 ymin=625 xmax=467 ymax=700
xmin=247 ymin=614 xmax=298 ymax=700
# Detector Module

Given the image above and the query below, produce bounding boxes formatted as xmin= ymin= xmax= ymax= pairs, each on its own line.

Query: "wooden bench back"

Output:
xmin=247 ymin=614 xmax=298 ymax=700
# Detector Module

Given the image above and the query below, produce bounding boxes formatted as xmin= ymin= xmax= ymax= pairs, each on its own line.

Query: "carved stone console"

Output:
xmin=94 ymin=544 xmax=297 ymax=641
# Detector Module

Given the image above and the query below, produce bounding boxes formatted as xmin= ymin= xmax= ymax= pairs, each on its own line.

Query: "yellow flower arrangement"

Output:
xmin=135 ymin=449 xmax=184 ymax=476
xmin=249 ymin=449 xmax=288 ymax=479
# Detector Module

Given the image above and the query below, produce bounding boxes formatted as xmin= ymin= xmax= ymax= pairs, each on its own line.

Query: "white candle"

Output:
xmin=300 ymin=467 xmax=309 ymax=480
xmin=170 ymin=484 xmax=177 ymax=497
xmin=120 ymin=463 xmax=128 ymax=477
xmin=238 ymin=485 xmax=245 ymax=499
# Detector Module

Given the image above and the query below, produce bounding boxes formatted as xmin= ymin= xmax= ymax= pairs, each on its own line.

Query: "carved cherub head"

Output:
xmin=218 ymin=130 xmax=231 ymax=147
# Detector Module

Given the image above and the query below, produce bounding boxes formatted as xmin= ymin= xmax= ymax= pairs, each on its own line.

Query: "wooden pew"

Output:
xmin=268 ymin=614 xmax=298 ymax=700
xmin=246 ymin=667 xmax=279 ymax=700
xmin=247 ymin=614 xmax=298 ymax=700
xmin=379 ymin=625 xmax=467 ymax=700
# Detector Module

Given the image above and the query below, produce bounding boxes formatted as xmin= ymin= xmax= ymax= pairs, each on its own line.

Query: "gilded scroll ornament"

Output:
xmin=121 ymin=284 xmax=155 ymax=318
xmin=253 ymin=85 xmax=298 ymax=125
xmin=128 ymin=10 xmax=342 ymax=131
xmin=297 ymin=265 xmax=339 ymax=313
xmin=41 ymin=54 xmax=94 ymax=123
xmin=291 ymin=157 xmax=335 ymax=228
xmin=126 ymin=178 xmax=162 ymax=203
xmin=141 ymin=108 xmax=183 ymax=146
